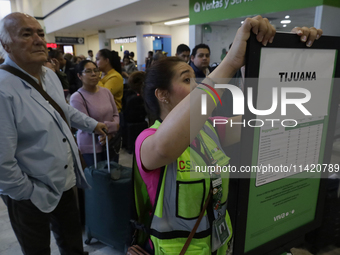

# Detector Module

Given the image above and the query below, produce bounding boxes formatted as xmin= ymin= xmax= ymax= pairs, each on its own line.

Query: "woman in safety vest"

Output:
xmin=133 ymin=16 xmax=322 ymax=255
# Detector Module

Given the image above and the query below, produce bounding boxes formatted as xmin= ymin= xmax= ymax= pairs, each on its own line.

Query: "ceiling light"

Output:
xmin=280 ymin=20 xmax=291 ymax=24
xmin=283 ymin=25 xmax=287 ymax=27
xmin=285 ymin=15 xmax=290 ymax=19
xmin=0 ymin=1 xmax=11 ymax=20
xmin=164 ymin=18 xmax=189 ymax=25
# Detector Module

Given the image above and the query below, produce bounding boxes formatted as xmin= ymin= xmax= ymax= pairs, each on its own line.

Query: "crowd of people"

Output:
xmin=0 ymin=11 xmax=323 ymax=255
xmin=39 ymin=41 xmax=221 ymax=165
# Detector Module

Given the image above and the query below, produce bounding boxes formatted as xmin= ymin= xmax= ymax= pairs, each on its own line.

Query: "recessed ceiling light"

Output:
xmin=164 ymin=18 xmax=189 ymax=25
xmin=280 ymin=20 xmax=291 ymax=24
xmin=283 ymin=25 xmax=287 ymax=27
xmin=285 ymin=15 xmax=290 ymax=19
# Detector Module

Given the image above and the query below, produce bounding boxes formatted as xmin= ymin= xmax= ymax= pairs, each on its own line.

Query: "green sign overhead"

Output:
xmin=189 ymin=0 xmax=340 ymax=25
xmin=324 ymin=0 xmax=340 ymax=8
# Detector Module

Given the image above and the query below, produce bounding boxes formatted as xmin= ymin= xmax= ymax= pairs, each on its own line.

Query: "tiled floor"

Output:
xmin=0 ymin=149 xmax=133 ymax=255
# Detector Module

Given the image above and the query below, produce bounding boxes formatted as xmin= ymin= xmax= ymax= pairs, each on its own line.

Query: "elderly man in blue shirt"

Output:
xmin=0 ymin=13 xmax=107 ymax=254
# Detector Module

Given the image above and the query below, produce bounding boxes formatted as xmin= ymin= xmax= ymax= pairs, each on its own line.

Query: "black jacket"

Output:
xmin=63 ymin=60 xmax=79 ymax=94
xmin=189 ymin=61 xmax=212 ymax=78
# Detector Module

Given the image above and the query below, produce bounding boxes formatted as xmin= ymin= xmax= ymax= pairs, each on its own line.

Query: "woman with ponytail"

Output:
xmin=96 ymin=49 xmax=124 ymax=112
xmin=133 ymin=16 xmax=322 ymax=255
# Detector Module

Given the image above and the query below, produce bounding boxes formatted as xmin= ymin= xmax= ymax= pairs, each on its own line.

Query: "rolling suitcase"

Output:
xmin=84 ymin=134 xmax=132 ymax=253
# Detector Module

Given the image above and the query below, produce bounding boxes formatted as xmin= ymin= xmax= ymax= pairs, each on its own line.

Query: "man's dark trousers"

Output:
xmin=2 ymin=187 xmax=85 ymax=255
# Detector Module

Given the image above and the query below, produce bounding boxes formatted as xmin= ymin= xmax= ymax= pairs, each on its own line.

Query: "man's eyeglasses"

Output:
xmin=83 ymin=69 xmax=100 ymax=74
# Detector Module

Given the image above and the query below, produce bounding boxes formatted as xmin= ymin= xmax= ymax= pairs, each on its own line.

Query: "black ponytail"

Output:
xmin=98 ymin=49 xmax=122 ymax=75
xmin=143 ymin=57 xmax=184 ymax=119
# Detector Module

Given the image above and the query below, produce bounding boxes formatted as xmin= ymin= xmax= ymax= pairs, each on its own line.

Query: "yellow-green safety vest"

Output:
xmin=136 ymin=120 xmax=233 ymax=255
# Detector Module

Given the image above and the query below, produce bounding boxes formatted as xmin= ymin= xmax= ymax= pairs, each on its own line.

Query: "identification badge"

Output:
xmin=212 ymin=178 xmax=222 ymax=188
xmin=212 ymin=177 xmax=223 ymax=210
xmin=212 ymin=215 xmax=230 ymax=251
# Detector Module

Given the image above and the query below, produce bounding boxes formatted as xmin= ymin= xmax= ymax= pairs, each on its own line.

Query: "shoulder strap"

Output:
xmin=0 ymin=65 xmax=88 ymax=168
xmin=0 ymin=65 xmax=69 ymax=128
xmin=77 ymin=91 xmax=90 ymax=117
xmin=179 ymin=189 xmax=212 ymax=255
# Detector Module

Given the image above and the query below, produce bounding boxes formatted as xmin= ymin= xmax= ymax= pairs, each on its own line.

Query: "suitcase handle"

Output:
xmin=92 ymin=133 xmax=110 ymax=173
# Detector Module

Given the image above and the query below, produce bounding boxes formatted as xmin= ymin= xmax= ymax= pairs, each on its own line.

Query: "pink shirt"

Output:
xmin=70 ymin=86 xmax=119 ymax=154
xmin=135 ymin=117 xmax=227 ymax=207
xmin=135 ymin=128 xmax=161 ymax=207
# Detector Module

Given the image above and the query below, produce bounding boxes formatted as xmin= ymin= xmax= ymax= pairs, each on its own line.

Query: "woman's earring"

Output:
xmin=164 ymin=99 xmax=169 ymax=104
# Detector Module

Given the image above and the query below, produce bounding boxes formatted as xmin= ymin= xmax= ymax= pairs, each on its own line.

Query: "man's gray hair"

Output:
xmin=0 ymin=16 xmax=12 ymax=59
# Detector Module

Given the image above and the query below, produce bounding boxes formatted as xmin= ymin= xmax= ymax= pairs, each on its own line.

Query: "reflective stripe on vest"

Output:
xmin=149 ymin=120 xmax=233 ymax=248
